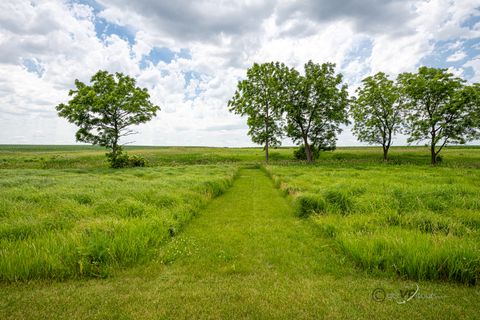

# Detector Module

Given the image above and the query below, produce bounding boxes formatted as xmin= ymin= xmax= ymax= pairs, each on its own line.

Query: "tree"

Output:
xmin=471 ymin=83 xmax=480 ymax=129
xmin=56 ymin=70 xmax=160 ymax=167
xmin=398 ymin=67 xmax=480 ymax=165
xmin=228 ymin=62 xmax=288 ymax=162
xmin=351 ymin=72 xmax=403 ymax=161
xmin=283 ymin=61 xmax=349 ymax=163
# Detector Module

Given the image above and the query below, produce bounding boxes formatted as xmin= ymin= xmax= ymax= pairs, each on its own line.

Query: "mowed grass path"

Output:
xmin=1 ymin=169 xmax=479 ymax=319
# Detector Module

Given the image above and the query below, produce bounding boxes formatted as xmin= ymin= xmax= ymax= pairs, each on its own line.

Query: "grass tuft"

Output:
xmin=294 ymin=194 xmax=326 ymax=217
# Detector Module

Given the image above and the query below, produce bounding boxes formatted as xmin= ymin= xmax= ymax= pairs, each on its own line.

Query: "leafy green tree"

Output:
xmin=470 ymin=83 xmax=480 ymax=129
xmin=351 ymin=72 xmax=403 ymax=161
xmin=398 ymin=67 xmax=479 ymax=165
xmin=56 ymin=70 xmax=160 ymax=167
xmin=228 ymin=62 xmax=288 ymax=162
xmin=284 ymin=61 xmax=349 ymax=163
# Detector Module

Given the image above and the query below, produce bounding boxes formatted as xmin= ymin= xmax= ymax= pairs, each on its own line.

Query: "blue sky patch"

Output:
xmin=184 ymin=71 xmax=205 ymax=100
xmin=341 ymin=38 xmax=373 ymax=81
xmin=140 ymin=48 xmax=192 ymax=69
xmin=22 ymin=58 xmax=45 ymax=78
xmin=184 ymin=71 xmax=201 ymax=86
xmin=71 ymin=0 xmax=103 ymax=13
xmin=345 ymin=38 xmax=373 ymax=62
xmin=72 ymin=0 xmax=135 ymax=45
xmin=461 ymin=13 xmax=480 ymax=29
xmin=178 ymin=48 xmax=192 ymax=59
xmin=94 ymin=17 xmax=136 ymax=44
xmin=73 ymin=0 xmax=192 ymax=69
xmin=420 ymin=37 xmax=480 ymax=80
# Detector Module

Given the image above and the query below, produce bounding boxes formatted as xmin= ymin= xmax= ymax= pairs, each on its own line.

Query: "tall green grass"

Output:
xmin=265 ymin=163 xmax=480 ymax=284
xmin=0 ymin=166 xmax=237 ymax=281
xmin=337 ymin=227 xmax=479 ymax=284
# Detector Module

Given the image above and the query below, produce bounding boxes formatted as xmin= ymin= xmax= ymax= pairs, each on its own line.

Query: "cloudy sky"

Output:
xmin=1 ymin=0 xmax=479 ymax=147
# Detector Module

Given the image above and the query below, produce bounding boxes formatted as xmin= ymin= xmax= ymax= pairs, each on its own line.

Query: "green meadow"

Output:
xmin=265 ymin=163 xmax=480 ymax=284
xmin=1 ymin=145 xmax=480 ymax=319
xmin=0 ymin=164 xmax=237 ymax=281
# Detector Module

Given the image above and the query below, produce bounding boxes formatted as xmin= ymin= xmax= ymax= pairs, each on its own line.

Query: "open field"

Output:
xmin=0 ymin=165 xmax=237 ymax=281
xmin=1 ymin=145 xmax=480 ymax=318
xmin=1 ymin=145 xmax=480 ymax=169
xmin=0 ymin=145 xmax=291 ymax=169
xmin=264 ymin=164 xmax=480 ymax=284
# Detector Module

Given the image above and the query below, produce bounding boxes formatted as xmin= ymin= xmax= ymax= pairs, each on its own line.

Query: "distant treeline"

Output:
xmin=55 ymin=65 xmax=480 ymax=167
xmin=228 ymin=62 xmax=480 ymax=164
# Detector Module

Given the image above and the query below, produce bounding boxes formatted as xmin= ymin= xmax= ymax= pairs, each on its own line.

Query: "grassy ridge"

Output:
xmin=0 ymin=165 xmax=237 ymax=281
xmin=264 ymin=163 xmax=480 ymax=284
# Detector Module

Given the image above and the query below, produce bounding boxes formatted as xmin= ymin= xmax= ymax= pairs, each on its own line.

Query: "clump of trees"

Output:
xmin=56 ymin=66 xmax=479 ymax=167
xmin=56 ymin=70 xmax=160 ymax=168
xmin=231 ymin=63 xmax=480 ymax=164
xmin=229 ymin=61 xmax=349 ymax=163
xmin=354 ymin=67 xmax=479 ymax=164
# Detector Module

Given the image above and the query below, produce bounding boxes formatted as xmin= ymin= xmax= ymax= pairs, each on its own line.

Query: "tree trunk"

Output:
xmin=112 ymin=143 xmax=117 ymax=158
xmin=113 ymin=126 xmax=120 ymax=157
xmin=111 ymin=141 xmax=119 ymax=163
xmin=265 ymin=103 xmax=269 ymax=162
xmin=383 ymin=130 xmax=392 ymax=162
xmin=430 ymin=125 xmax=437 ymax=165
xmin=382 ymin=146 xmax=388 ymax=161
xmin=303 ymin=136 xmax=313 ymax=163
xmin=265 ymin=140 xmax=269 ymax=162
xmin=112 ymin=114 xmax=120 ymax=163
xmin=430 ymin=143 xmax=436 ymax=165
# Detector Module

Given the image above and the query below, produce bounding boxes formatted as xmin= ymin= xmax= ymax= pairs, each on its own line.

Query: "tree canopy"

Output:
xmin=228 ymin=62 xmax=289 ymax=162
xmin=283 ymin=61 xmax=349 ymax=162
xmin=351 ymin=72 xmax=403 ymax=161
xmin=56 ymin=70 xmax=160 ymax=167
xmin=398 ymin=67 xmax=479 ymax=164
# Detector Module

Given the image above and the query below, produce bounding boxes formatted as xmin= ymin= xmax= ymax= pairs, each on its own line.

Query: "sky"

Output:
xmin=0 ymin=0 xmax=479 ymax=147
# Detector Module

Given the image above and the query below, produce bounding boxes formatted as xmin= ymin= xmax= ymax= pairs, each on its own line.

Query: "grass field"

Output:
xmin=1 ymin=144 xmax=479 ymax=169
xmin=264 ymin=164 xmax=480 ymax=284
xmin=0 ymin=165 xmax=237 ymax=281
xmin=0 ymin=145 xmax=292 ymax=169
xmin=1 ymin=145 xmax=480 ymax=318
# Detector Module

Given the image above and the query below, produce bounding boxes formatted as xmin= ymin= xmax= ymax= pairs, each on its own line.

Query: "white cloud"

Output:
xmin=0 ymin=0 xmax=479 ymax=147
xmin=464 ymin=56 xmax=480 ymax=82
xmin=447 ymin=50 xmax=468 ymax=62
